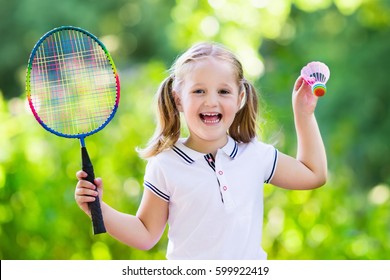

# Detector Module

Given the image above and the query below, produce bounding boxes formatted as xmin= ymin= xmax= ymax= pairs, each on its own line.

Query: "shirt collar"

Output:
xmin=172 ymin=136 xmax=239 ymax=165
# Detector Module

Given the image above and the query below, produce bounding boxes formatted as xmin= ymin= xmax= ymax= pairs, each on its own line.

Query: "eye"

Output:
xmin=193 ymin=89 xmax=205 ymax=94
xmin=219 ymin=89 xmax=230 ymax=95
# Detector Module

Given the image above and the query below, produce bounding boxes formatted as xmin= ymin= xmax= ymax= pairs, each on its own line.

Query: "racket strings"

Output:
xmin=29 ymin=29 xmax=118 ymax=136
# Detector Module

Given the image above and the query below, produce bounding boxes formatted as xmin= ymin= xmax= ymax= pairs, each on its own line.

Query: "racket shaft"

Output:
xmin=81 ymin=147 xmax=106 ymax=234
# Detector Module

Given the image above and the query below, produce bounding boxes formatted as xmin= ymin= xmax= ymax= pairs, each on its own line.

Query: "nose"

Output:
xmin=204 ymin=92 xmax=218 ymax=107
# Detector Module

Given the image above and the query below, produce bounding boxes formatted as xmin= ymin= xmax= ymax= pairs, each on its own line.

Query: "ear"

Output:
xmin=172 ymin=90 xmax=183 ymax=112
xmin=237 ymin=89 xmax=246 ymax=110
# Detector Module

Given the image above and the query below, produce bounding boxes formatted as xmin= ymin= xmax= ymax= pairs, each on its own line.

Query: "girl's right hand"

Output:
xmin=74 ymin=170 xmax=103 ymax=217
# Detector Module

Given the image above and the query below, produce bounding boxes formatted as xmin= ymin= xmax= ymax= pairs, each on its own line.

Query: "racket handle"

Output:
xmin=81 ymin=147 xmax=106 ymax=235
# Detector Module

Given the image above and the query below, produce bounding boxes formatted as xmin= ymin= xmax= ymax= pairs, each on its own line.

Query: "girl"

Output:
xmin=75 ymin=42 xmax=327 ymax=260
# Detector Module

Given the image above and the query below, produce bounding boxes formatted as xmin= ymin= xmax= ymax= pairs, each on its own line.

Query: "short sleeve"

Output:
xmin=143 ymin=157 xmax=170 ymax=202
xmin=250 ymin=139 xmax=278 ymax=183
xmin=264 ymin=148 xmax=278 ymax=183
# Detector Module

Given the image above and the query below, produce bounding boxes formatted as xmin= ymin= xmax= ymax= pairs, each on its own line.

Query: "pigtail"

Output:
xmin=229 ymin=80 xmax=258 ymax=143
xmin=138 ymin=75 xmax=181 ymax=158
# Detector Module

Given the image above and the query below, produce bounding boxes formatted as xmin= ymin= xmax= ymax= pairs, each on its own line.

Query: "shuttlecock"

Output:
xmin=300 ymin=61 xmax=330 ymax=97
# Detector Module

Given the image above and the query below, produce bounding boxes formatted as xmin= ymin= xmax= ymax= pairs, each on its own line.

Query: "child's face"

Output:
xmin=174 ymin=57 xmax=244 ymax=151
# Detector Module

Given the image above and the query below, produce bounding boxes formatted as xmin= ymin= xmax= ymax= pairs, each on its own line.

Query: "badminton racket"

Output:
xmin=26 ymin=26 xmax=120 ymax=234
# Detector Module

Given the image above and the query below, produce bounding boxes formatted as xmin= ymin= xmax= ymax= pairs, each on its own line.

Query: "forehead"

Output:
xmin=182 ymin=57 xmax=238 ymax=82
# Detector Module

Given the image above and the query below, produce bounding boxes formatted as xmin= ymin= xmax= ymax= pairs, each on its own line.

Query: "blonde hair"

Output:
xmin=138 ymin=42 xmax=259 ymax=158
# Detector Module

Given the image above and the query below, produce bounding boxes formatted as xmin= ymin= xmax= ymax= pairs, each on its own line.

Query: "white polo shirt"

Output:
xmin=143 ymin=136 xmax=278 ymax=260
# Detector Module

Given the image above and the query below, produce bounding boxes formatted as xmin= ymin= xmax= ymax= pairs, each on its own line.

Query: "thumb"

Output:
xmin=94 ymin=178 xmax=104 ymax=199
xmin=94 ymin=177 xmax=103 ymax=188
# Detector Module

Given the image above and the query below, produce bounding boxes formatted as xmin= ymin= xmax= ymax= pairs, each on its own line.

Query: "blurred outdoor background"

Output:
xmin=1 ymin=0 xmax=390 ymax=260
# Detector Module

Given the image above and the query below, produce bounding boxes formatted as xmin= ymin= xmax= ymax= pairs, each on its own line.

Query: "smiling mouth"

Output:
xmin=200 ymin=113 xmax=222 ymax=124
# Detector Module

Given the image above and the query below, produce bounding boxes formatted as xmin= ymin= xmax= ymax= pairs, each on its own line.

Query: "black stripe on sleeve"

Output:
xmin=265 ymin=149 xmax=278 ymax=183
xmin=144 ymin=181 xmax=170 ymax=202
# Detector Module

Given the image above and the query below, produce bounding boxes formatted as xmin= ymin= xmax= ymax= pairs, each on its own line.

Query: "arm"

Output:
xmin=270 ymin=76 xmax=327 ymax=190
xmin=75 ymin=171 xmax=168 ymax=250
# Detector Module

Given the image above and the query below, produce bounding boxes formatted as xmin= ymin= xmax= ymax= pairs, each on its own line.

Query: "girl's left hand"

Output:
xmin=292 ymin=76 xmax=318 ymax=116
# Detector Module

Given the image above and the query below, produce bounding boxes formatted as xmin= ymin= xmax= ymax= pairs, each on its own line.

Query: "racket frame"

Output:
xmin=26 ymin=26 xmax=120 ymax=142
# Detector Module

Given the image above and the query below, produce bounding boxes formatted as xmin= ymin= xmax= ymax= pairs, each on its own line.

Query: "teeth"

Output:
xmin=203 ymin=119 xmax=219 ymax=123
xmin=202 ymin=113 xmax=219 ymax=116
xmin=200 ymin=113 xmax=221 ymax=124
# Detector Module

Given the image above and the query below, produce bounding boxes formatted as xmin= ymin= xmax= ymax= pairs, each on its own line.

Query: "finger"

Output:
xmin=75 ymin=186 xmax=98 ymax=197
xmin=94 ymin=177 xmax=103 ymax=187
xmin=76 ymin=179 xmax=97 ymax=190
xmin=295 ymin=77 xmax=313 ymax=97
xmin=76 ymin=170 xmax=88 ymax=180
xmin=301 ymin=83 xmax=313 ymax=97
xmin=76 ymin=195 xmax=96 ymax=204
xmin=294 ymin=76 xmax=305 ymax=91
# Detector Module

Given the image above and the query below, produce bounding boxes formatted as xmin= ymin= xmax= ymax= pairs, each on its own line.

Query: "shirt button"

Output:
xmin=223 ymin=186 xmax=227 ymax=191
xmin=218 ymin=170 xmax=223 ymax=175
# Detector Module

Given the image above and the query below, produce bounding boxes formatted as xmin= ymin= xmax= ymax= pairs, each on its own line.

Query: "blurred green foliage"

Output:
xmin=1 ymin=0 xmax=390 ymax=260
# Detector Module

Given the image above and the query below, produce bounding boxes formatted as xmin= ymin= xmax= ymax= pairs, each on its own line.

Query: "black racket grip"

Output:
xmin=81 ymin=147 xmax=106 ymax=235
